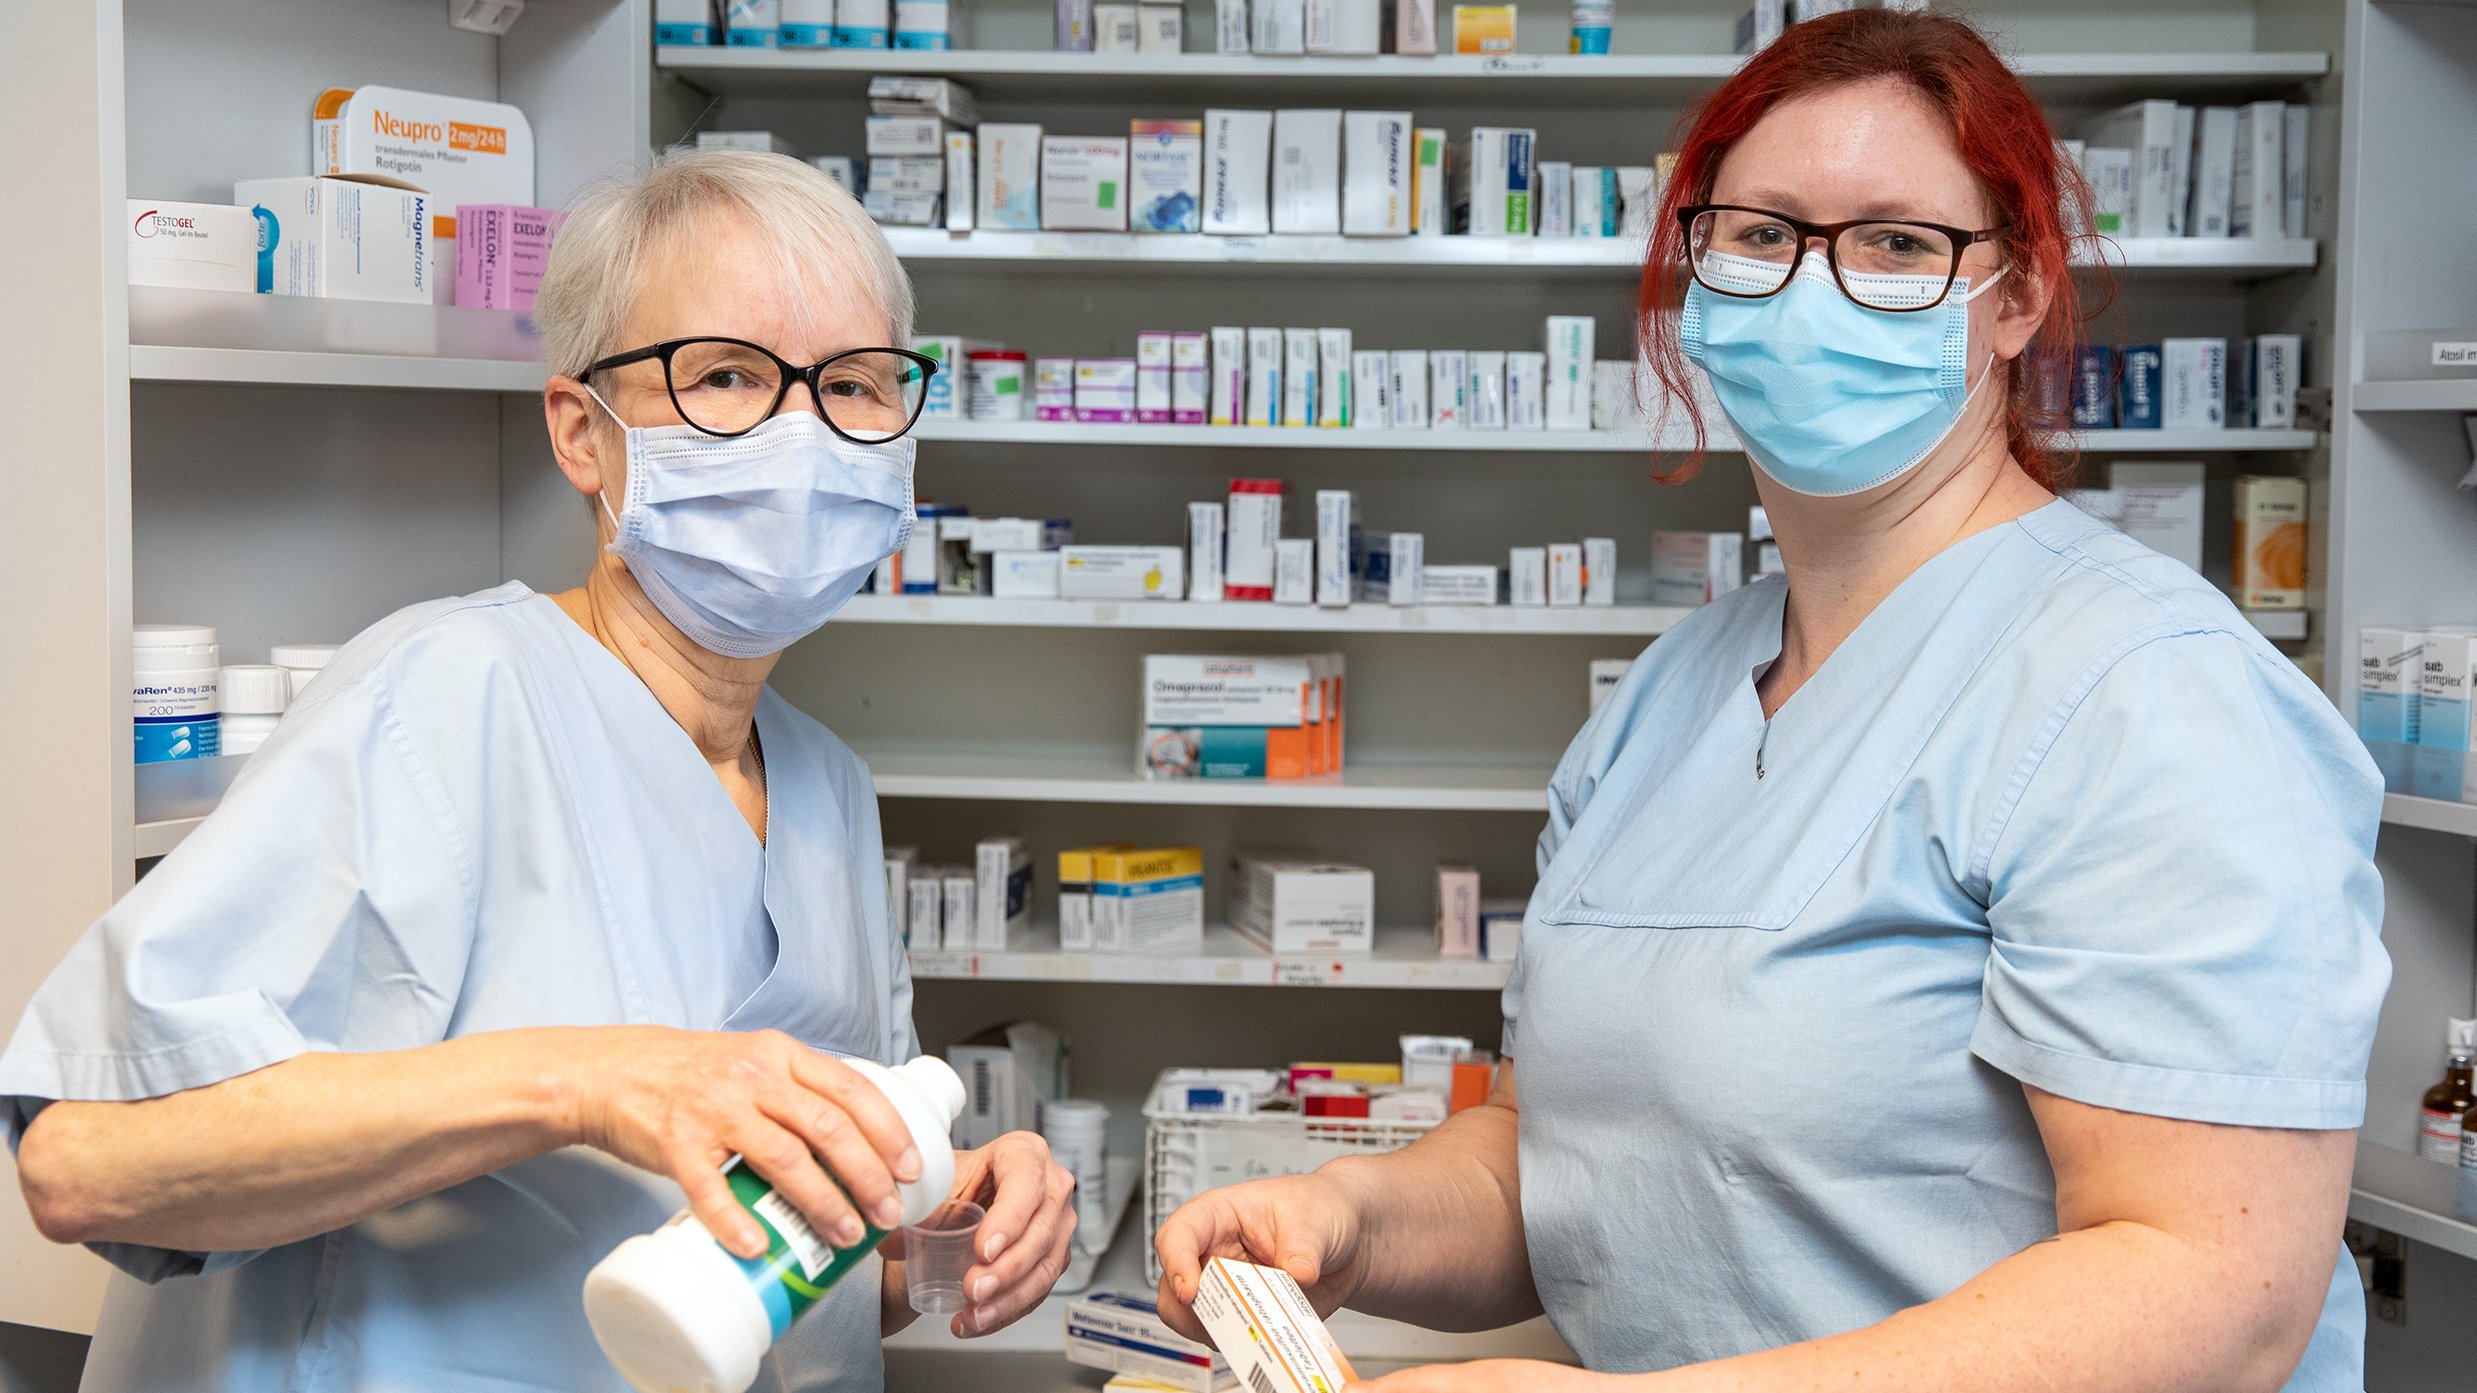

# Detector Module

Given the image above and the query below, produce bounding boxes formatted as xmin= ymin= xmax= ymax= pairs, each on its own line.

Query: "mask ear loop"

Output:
xmin=580 ymin=382 xmax=631 ymax=535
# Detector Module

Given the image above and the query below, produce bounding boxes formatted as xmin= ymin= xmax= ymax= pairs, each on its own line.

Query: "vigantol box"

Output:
xmin=1192 ymin=1258 xmax=1356 ymax=1393
xmin=1091 ymin=847 xmax=1208 ymax=952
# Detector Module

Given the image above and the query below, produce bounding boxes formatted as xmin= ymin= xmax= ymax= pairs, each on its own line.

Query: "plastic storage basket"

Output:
xmin=1143 ymin=1077 xmax=1438 ymax=1285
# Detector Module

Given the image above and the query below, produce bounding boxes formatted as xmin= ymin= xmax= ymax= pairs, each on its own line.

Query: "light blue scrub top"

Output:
xmin=1 ymin=583 xmax=918 ymax=1393
xmin=1508 ymin=500 xmax=2388 ymax=1389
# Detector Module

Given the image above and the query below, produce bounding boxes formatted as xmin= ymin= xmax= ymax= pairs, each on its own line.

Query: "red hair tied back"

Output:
xmin=1639 ymin=8 xmax=2095 ymax=491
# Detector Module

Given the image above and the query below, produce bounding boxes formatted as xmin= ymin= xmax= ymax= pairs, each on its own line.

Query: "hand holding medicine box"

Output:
xmin=1193 ymin=1259 xmax=1357 ymax=1393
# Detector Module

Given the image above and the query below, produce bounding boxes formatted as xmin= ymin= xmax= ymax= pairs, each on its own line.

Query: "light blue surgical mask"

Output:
xmin=1682 ymin=249 xmax=2006 ymax=498
xmin=589 ymin=389 xmax=915 ymax=658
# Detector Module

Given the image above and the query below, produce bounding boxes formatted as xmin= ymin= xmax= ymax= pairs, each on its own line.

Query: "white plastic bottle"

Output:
xmin=217 ymin=665 xmax=292 ymax=757
xmin=584 ymin=1056 xmax=967 ymax=1393
xmin=132 ymin=625 xmax=220 ymax=763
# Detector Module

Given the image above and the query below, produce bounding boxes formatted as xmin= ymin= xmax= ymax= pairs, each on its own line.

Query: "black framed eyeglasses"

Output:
xmin=585 ymin=337 xmax=940 ymax=443
xmin=1678 ymin=204 xmax=2008 ymax=311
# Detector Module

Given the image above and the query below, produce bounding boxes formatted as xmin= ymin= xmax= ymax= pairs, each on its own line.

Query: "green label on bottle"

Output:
xmin=726 ymin=1164 xmax=884 ymax=1338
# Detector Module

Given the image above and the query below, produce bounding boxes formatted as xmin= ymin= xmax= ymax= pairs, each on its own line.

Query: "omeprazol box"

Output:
xmin=1092 ymin=848 xmax=1208 ymax=952
xmin=1067 ymin=1291 xmax=1236 ymax=1393
xmin=1142 ymin=654 xmax=1314 ymax=780
xmin=1193 ymin=1258 xmax=1356 ymax=1393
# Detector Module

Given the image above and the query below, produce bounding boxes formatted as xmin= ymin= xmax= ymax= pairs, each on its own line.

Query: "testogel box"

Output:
xmin=128 ymin=200 xmax=256 ymax=293
xmin=1192 ymin=1258 xmax=1356 ymax=1393
xmin=1205 ymin=110 xmax=1274 ymax=235
xmin=234 ymin=174 xmax=429 ymax=303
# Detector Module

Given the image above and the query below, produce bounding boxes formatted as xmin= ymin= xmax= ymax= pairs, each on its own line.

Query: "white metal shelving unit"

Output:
xmin=907 ymin=925 xmax=1514 ymax=990
xmin=838 ymin=594 xmax=1692 ymax=633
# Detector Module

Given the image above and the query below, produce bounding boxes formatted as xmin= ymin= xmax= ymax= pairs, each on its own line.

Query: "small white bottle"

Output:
xmin=217 ymin=665 xmax=292 ymax=758
xmin=1041 ymin=1098 xmax=1110 ymax=1242
xmin=268 ymin=642 xmax=340 ymax=701
xmin=585 ymin=1056 xmax=967 ymax=1393
xmin=133 ymin=625 xmax=220 ymax=763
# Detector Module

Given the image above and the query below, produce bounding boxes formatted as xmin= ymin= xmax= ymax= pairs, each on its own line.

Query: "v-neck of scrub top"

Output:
xmin=532 ymin=596 xmax=784 ymax=1022
xmin=1544 ymin=514 xmax=2027 ymax=933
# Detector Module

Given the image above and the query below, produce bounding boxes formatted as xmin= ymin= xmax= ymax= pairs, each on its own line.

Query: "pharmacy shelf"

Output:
xmin=908 ymin=925 xmax=1513 ymax=990
xmin=131 ymin=755 xmax=248 ymax=860
xmin=127 ymin=286 xmax=546 ymax=392
xmin=882 ymin=1159 xmax=1572 ymax=1361
xmin=866 ymin=749 xmax=1550 ymax=811
xmin=658 ymin=46 xmax=2328 ymax=105
xmin=883 ymin=228 xmax=2316 ymax=280
xmin=132 ymin=817 xmax=203 ymax=860
xmin=912 ymin=419 xmax=2317 ymax=453
xmin=2244 ymin=609 xmax=2307 ymax=641
xmin=839 ymin=595 xmax=1687 ymax=635
xmin=2350 ymin=380 xmax=2477 ymax=412
xmin=2348 ymin=1141 xmax=2477 ymax=1262
xmin=2381 ymin=794 xmax=2477 ymax=839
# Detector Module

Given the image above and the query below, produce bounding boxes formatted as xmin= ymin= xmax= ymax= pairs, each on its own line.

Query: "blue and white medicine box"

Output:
xmin=2412 ymin=628 xmax=2477 ymax=802
xmin=724 ymin=0 xmax=782 ymax=44
xmin=2070 ymin=346 xmax=2114 ymax=428
xmin=655 ymin=0 xmax=720 ymax=43
xmin=2116 ymin=344 xmax=2163 ymax=429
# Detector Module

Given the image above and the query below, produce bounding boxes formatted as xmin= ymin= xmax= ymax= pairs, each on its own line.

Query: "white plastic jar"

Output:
xmin=133 ymin=625 xmax=220 ymax=763
xmin=268 ymin=642 xmax=340 ymax=701
xmin=1041 ymin=1097 xmax=1110 ymax=1238
xmin=584 ymin=1056 xmax=968 ymax=1393
xmin=217 ymin=665 xmax=293 ymax=757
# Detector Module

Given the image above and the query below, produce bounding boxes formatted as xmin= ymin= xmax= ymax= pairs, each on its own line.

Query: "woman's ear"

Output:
xmin=1990 ymin=260 xmax=2053 ymax=363
xmin=546 ymin=376 xmax=612 ymax=503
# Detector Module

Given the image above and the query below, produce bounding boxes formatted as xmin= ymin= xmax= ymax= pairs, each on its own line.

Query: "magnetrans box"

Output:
xmin=128 ymin=200 xmax=255 ymax=293
xmin=1067 ymin=1291 xmax=1236 ymax=1393
xmin=1193 ymin=1258 xmax=1356 ymax=1393
xmin=1142 ymin=655 xmax=1313 ymax=780
xmin=233 ymin=174 xmax=430 ymax=302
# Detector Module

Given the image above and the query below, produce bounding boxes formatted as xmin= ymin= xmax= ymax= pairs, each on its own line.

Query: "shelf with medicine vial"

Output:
xmin=863 ymin=748 xmax=1554 ymax=811
xmin=879 ymin=228 xmax=2320 ymax=280
xmin=126 ymin=286 xmax=549 ymax=393
xmin=909 ymin=419 xmax=2322 ymax=453
xmin=654 ymin=45 xmax=2331 ymax=106
xmin=2346 ymin=1140 xmax=2477 ymax=1263
xmin=880 ymin=1143 xmax=1573 ymax=1362
xmin=837 ymin=595 xmax=1694 ymax=634
xmin=906 ymin=924 xmax=1515 ymax=990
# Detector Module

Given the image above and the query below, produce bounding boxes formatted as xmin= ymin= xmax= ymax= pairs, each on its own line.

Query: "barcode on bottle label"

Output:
xmin=754 ymin=1188 xmax=833 ymax=1279
xmin=1247 ymin=1365 xmax=1280 ymax=1393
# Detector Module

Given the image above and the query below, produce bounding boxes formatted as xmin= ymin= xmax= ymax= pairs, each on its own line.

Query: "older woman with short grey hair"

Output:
xmin=3 ymin=151 xmax=1076 ymax=1393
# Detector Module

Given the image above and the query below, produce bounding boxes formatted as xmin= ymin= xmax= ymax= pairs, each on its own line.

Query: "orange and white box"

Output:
xmin=1193 ymin=1257 xmax=1356 ymax=1393
xmin=314 ymin=85 xmax=536 ymax=303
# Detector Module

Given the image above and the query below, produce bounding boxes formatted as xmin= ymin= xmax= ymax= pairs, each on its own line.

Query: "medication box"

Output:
xmin=977 ymin=123 xmax=1044 ymax=229
xmin=1435 ymin=862 xmax=1481 ymax=957
xmin=1227 ymin=478 xmax=1284 ymax=600
xmin=1057 ymin=844 xmax=1133 ymax=951
xmin=1650 ymin=531 xmax=1745 ymax=606
xmin=1092 ymin=847 xmax=1208 ymax=952
xmin=1452 ymin=127 xmax=1536 ymax=236
xmin=2359 ymin=627 xmax=2423 ymax=747
xmin=233 ymin=174 xmax=430 ymax=302
xmin=127 ymin=200 xmax=255 ymax=293
xmin=1342 ymin=111 xmax=1413 ymax=236
xmin=2111 ymin=461 xmax=2204 ymax=570
xmin=1130 ymin=119 xmax=1205 ymax=232
xmin=1272 ymin=109 xmax=1343 ymax=236
xmin=1043 ymin=137 xmax=1130 ymax=231
xmin=452 ymin=204 xmax=565 ymax=311
xmin=1545 ymin=316 xmax=1594 ymax=429
xmin=1232 ymin=855 xmax=1376 ymax=954
xmin=1066 ymin=1291 xmax=1236 ymax=1393
xmin=1451 ymin=3 xmax=1515 ymax=52
xmin=315 ymin=84 xmax=535 ymax=296
xmin=1077 ymin=357 xmax=1139 ymax=421
xmin=1192 ymin=1259 xmax=1357 ymax=1393
xmin=1142 ymin=654 xmax=1314 ymax=780
xmin=2231 ymin=474 xmax=2307 ymax=610
xmin=974 ymin=836 xmax=1031 ymax=949
xmin=2160 ymin=337 xmax=2228 ymax=429
xmin=1204 ymin=110 xmax=1274 ymax=235
xmin=1421 ymin=564 xmax=1499 ymax=605
xmin=1062 ymin=546 xmax=1185 ymax=600
xmin=990 ymin=551 xmax=1063 ymax=598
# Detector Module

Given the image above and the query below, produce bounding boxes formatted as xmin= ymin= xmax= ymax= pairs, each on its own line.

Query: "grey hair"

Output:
xmin=534 ymin=148 xmax=915 ymax=379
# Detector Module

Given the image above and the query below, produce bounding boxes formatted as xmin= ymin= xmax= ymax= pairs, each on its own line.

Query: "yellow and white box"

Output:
xmin=1192 ymin=1257 xmax=1356 ymax=1393
xmin=1057 ymin=844 xmax=1136 ymax=951
xmin=233 ymin=174 xmax=430 ymax=303
xmin=314 ymin=85 xmax=535 ymax=301
xmin=1062 ymin=545 xmax=1186 ymax=600
xmin=128 ymin=200 xmax=255 ymax=293
xmin=2231 ymin=474 xmax=2307 ymax=611
xmin=1092 ymin=847 xmax=1208 ymax=952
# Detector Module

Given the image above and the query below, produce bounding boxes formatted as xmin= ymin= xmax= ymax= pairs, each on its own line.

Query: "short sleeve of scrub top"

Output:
xmin=1971 ymin=628 xmax=2389 ymax=1127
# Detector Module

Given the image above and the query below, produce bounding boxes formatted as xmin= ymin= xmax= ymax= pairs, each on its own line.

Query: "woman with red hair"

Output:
xmin=1156 ymin=11 xmax=2387 ymax=1393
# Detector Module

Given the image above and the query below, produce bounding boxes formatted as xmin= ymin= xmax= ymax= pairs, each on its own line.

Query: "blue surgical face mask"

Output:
xmin=588 ymin=389 xmax=915 ymax=658
xmin=1682 ymin=249 xmax=2006 ymax=498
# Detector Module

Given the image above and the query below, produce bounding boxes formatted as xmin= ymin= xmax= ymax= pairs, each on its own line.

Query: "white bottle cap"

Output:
xmin=584 ymin=1222 xmax=773 ymax=1393
xmin=218 ymin=666 xmax=294 ymax=716
xmin=2450 ymin=1018 xmax=2477 ymax=1054
xmin=133 ymin=625 xmax=221 ymax=674
xmin=135 ymin=623 xmax=218 ymax=649
xmin=269 ymin=643 xmax=340 ymax=671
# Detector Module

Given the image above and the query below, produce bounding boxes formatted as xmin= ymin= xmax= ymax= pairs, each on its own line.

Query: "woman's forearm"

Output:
xmin=18 ymin=1028 xmax=583 ymax=1254
xmin=1327 ymin=1096 xmax=1540 ymax=1332
xmin=1645 ymin=1219 xmax=2317 ymax=1393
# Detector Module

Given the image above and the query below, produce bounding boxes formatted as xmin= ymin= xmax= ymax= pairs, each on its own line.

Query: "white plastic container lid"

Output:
xmin=219 ymin=665 xmax=293 ymax=714
xmin=135 ymin=623 xmax=217 ymax=649
xmin=585 ymin=1223 xmax=774 ymax=1393
xmin=1043 ymin=1098 xmax=1109 ymax=1133
xmin=133 ymin=625 xmax=220 ymax=674
xmin=269 ymin=643 xmax=340 ymax=670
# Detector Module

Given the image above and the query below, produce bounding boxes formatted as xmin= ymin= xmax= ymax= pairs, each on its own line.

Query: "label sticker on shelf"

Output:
xmin=1220 ymin=237 xmax=1265 ymax=261
xmin=1274 ymin=961 xmax=1340 ymax=987
xmin=910 ymin=949 xmax=973 ymax=977
xmin=1480 ymin=55 xmax=1545 ymax=74
xmin=2433 ymin=342 xmax=2477 ymax=367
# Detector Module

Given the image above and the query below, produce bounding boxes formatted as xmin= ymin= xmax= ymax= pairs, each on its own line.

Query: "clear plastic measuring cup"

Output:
xmin=903 ymin=1200 xmax=985 ymax=1317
